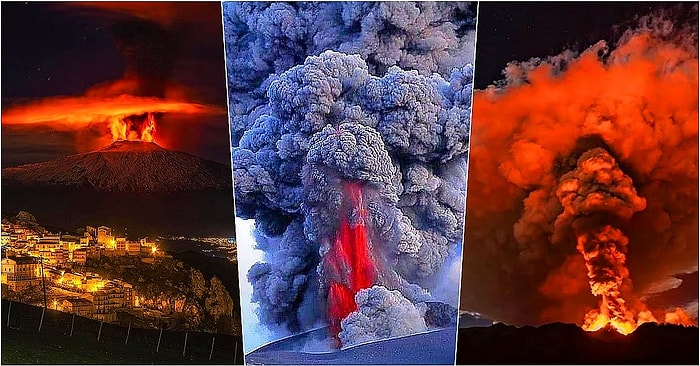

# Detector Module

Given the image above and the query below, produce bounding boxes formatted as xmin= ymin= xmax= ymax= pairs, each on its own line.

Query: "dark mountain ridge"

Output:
xmin=457 ymin=322 xmax=699 ymax=364
xmin=1 ymin=141 xmax=236 ymax=236
xmin=2 ymin=141 xmax=232 ymax=192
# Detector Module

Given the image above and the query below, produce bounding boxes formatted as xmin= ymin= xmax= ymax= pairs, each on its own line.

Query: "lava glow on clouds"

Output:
xmin=1 ymin=95 xmax=224 ymax=144
xmin=461 ymin=8 xmax=698 ymax=335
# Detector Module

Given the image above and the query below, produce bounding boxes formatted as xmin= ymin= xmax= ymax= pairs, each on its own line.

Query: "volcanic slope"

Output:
xmin=245 ymin=326 xmax=458 ymax=365
xmin=2 ymin=141 xmax=232 ymax=192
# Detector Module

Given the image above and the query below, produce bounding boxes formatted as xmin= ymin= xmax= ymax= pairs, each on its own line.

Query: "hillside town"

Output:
xmin=1 ymin=214 xmax=167 ymax=323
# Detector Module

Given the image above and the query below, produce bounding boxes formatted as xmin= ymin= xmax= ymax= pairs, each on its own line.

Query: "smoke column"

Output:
xmin=555 ymin=148 xmax=650 ymax=334
xmin=225 ymin=2 xmax=476 ymax=348
xmin=461 ymin=6 xmax=698 ymax=328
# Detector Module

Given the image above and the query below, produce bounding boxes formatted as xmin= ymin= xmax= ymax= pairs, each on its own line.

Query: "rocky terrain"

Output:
xmin=87 ymin=255 xmax=239 ymax=335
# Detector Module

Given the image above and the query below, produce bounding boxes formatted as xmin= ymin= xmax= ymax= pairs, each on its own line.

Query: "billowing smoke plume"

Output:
xmin=339 ymin=286 xmax=428 ymax=347
xmin=95 ymin=18 xmax=177 ymax=99
xmin=228 ymin=1 xmax=475 ymax=348
xmin=461 ymin=8 xmax=698 ymax=328
xmin=223 ymin=1 xmax=477 ymax=144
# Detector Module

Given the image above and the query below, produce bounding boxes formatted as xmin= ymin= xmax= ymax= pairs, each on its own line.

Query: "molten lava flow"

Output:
xmin=325 ymin=182 xmax=377 ymax=341
xmin=557 ymin=148 xmax=694 ymax=335
xmin=109 ymin=112 xmax=158 ymax=142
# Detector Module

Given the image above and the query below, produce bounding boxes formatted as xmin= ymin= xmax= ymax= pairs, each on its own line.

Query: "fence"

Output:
xmin=2 ymin=300 xmax=244 ymax=364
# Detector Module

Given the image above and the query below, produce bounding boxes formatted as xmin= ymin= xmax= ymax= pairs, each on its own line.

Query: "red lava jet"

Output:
xmin=325 ymin=181 xmax=377 ymax=342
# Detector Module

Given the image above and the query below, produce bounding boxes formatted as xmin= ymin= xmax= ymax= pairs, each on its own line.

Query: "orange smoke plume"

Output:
xmin=461 ymin=11 xmax=698 ymax=330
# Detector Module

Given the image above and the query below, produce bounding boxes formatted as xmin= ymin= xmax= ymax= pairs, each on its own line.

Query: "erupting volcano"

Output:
xmin=2 ymin=1 xmax=237 ymax=239
xmin=226 ymin=2 xmax=475 ymax=361
xmin=1 ymin=2 xmax=227 ymax=157
xmin=460 ymin=2 xmax=698 ymax=345
xmin=1 ymin=94 xmax=223 ymax=151
xmin=553 ymin=148 xmax=685 ymax=335
xmin=229 ymin=2 xmax=476 ymax=355
xmin=325 ymin=182 xmax=377 ymax=338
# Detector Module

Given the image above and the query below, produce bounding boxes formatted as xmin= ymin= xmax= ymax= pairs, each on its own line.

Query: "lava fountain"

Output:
xmin=325 ymin=181 xmax=377 ymax=339
xmin=110 ymin=112 xmax=158 ymax=142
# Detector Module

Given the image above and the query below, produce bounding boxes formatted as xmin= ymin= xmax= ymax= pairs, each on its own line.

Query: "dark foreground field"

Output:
xmin=1 ymin=300 xmax=243 ymax=364
xmin=456 ymin=322 xmax=699 ymax=364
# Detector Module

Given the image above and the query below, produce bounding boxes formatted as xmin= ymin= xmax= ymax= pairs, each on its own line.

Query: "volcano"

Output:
xmin=1 ymin=141 xmax=235 ymax=236
xmin=2 ymin=141 xmax=232 ymax=192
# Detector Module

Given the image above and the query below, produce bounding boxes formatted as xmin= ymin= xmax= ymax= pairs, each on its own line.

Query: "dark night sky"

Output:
xmin=1 ymin=3 xmax=125 ymax=98
xmin=1 ymin=2 xmax=231 ymax=166
xmin=473 ymin=2 xmax=686 ymax=89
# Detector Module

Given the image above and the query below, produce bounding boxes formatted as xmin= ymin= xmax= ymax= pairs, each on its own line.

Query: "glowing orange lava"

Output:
xmin=109 ymin=112 xmax=158 ymax=142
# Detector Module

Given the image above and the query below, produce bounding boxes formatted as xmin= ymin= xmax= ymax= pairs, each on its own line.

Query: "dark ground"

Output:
xmin=456 ymin=322 xmax=699 ymax=364
xmin=1 ymin=300 xmax=244 ymax=364
xmin=245 ymin=327 xmax=458 ymax=365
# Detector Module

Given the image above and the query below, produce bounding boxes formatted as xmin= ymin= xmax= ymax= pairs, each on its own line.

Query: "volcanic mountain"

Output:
xmin=1 ymin=141 xmax=235 ymax=237
xmin=2 ymin=141 xmax=232 ymax=192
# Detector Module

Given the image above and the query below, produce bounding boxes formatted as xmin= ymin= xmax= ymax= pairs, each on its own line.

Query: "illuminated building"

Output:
xmin=87 ymin=282 xmax=129 ymax=322
xmin=125 ymin=241 xmax=141 ymax=256
xmin=1 ymin=256 xmax=41 ymax=291
xmin=63 ymin=298 xmax=94 ymax=317
xmin=72 ymin=248 xmax=87 ymax=265
xmin=96 ymin=226 xmax=113 ymax=246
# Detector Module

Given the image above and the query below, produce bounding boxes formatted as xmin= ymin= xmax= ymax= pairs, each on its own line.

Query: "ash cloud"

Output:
xmin=110 ymin=19 xmax=179 ymax=98
xmin=226 ymin=1 xmax=475 ymax=348
xmin=461 ymin=7 xmax=699 ymax=326
xmin=339 ymin=286 xmax=428 ymax=347
xmin=223 ymin=1 xmax=477 ymax=144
